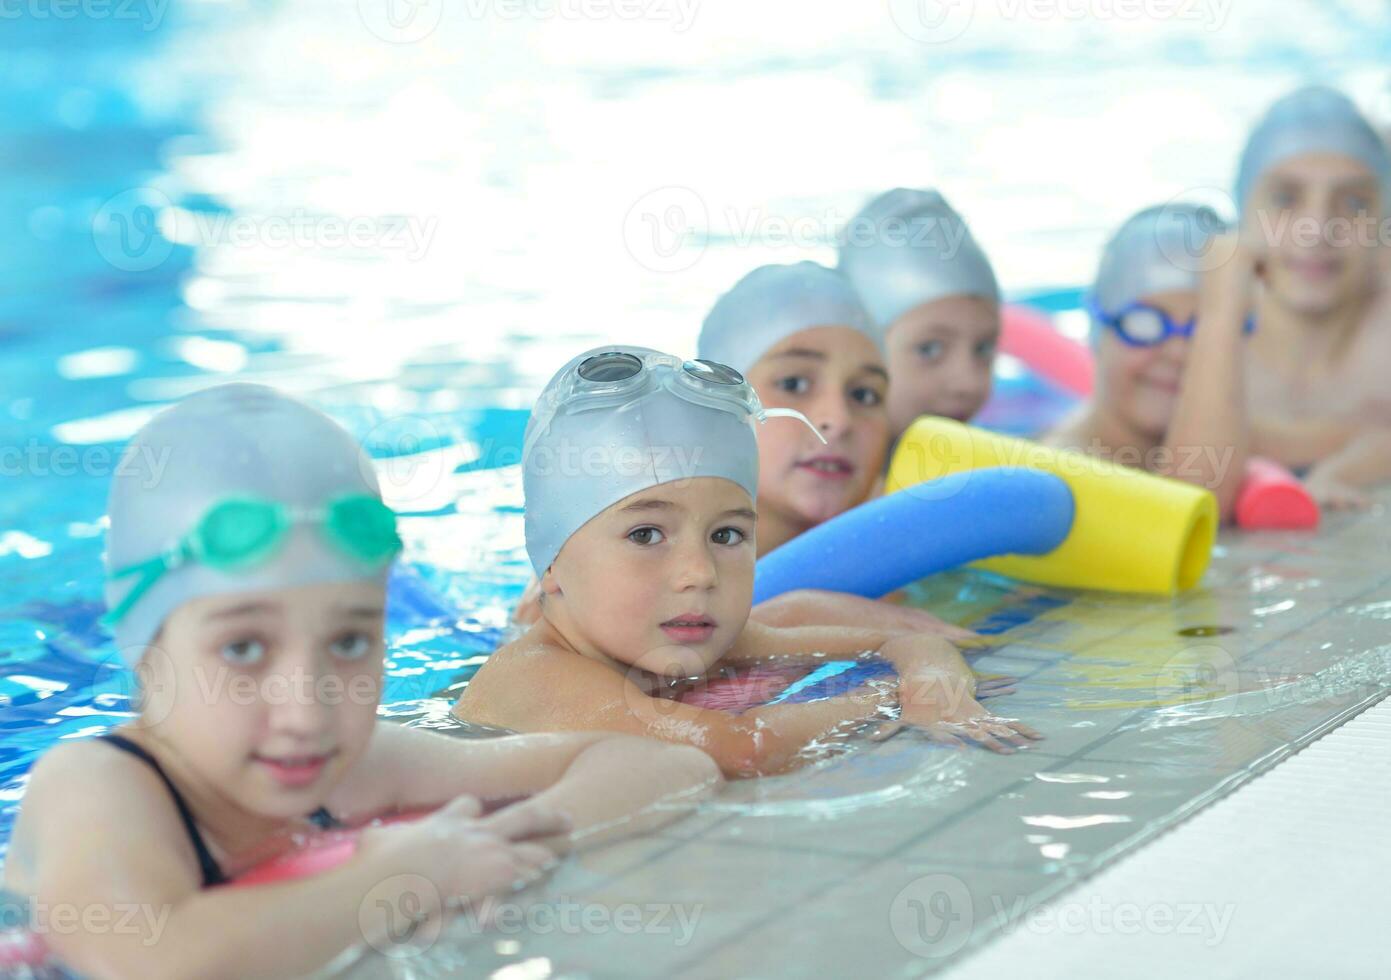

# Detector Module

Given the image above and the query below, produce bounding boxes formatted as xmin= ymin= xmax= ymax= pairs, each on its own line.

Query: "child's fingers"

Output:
xmin=439 ymin=794 xmax=485 ymax=820
xmin=480 ymin=802 xmax=572 ymax=843
xmin=1003 ymin=720 xmax=1044 ymax=741
xmin=868 ymin=720 xmax=905 ymax=742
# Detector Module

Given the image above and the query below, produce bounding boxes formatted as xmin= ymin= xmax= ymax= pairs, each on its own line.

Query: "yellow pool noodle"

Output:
xmin=886 ymin=417 xmax=1218 ymax=594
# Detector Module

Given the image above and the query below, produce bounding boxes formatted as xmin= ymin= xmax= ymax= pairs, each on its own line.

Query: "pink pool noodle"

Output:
xmin=1235 ymin=457 xmax=1320 ymax=530
xmin=1000 ymin=304 xmax=1094 ymax=397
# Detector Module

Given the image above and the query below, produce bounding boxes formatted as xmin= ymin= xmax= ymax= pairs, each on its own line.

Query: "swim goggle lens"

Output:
xmin=577 ymin=351 xmax=744 ymax=387
xmin=1090 ymin=300 xmax=1256 ymax=347
xmin=103 ymin=494 xmax=402 ymax=626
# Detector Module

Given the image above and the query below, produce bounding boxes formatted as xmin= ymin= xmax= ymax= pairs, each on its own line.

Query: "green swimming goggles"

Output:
xmin=103 ymin=494 xmax=403 ymax=626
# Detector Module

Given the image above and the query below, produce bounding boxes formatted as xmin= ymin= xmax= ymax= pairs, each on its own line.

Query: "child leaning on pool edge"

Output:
xmin=2 ymin=383 xmax=719 ymax=980
xmin=453 ymin=346 xmax=1040 ymax=777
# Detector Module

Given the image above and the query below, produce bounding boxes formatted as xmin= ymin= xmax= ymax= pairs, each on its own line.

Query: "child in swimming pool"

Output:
xmin=1231 ymin=85 xmax=1391 ymax=509
xmin=2 ymin=384 xmax=719 ymax=979
xmin=838 ymin=188 xmax=1002 ymax=437
xmin=1044 ymin=204 xmax=1255 ymax=519
xmin=454 ymin=347 xmax=1040 ymax=777
xmin=695 ymin=261 xmax=975 ymax=641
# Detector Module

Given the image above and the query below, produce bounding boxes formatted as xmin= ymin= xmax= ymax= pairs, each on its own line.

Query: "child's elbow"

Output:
xmin=661 ymin=743 xmax=724 ymax=794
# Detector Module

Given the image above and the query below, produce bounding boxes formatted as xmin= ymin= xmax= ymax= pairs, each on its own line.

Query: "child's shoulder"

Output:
xmin=455 ymin=625 xmax=627 ymax=726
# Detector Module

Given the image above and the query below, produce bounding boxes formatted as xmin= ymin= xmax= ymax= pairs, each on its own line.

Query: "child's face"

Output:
xmin=884 ymin=294 xmax=999 ymax=435
xmin=744 ymin=326 xmax=890 ymax=529
xmin=543 ymin=478 xmax=756 ymax=680
xmin=1245 ymin=152 xmax=1381 ymax=316
xmin=143 ymin=580 xmax=385 ymax=818
xmin=1097 ymin=290 xmax=1193 ymax=438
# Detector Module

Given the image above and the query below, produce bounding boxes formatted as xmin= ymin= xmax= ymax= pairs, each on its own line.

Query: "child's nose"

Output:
xmin=814 ymin=392 xmax=853 ymax=438
xmin=264 ymin=654 xmax=333 ymax=736
xmin=672 ymin=542 xmax=718 ymax=591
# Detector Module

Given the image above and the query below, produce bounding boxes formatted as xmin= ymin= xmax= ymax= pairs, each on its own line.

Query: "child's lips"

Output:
xmin=253 ymin=750 xmax=336 ymax=788
xmin=794 ymin=455 xmax=855 ymax=480
xmin=660 ymin=616 xmax=717 ymax=643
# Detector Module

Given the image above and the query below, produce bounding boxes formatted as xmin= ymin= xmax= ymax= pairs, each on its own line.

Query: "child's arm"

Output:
xmin=729 ymin=621 xmax=1040 ymax=751
xmin=329 ymin=724 xmax=722 ymax=852
xmin=750 ymin=590 xmax=978 ymax=642
xmin=1301 ymin=426 xmax=1391 ymax=510
xmin=465 ymin=645 xmax=901 ymax=777
xmin=1156 ymin=233 xmax=1253 ymax=519
xmin=1251 ymin=415 xmax=1361 ymax=470
xmin=16 ymin=744 xmax=564 ymax=980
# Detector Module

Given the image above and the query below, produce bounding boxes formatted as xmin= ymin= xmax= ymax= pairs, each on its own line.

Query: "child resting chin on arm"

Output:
xmin=455 ymin=346 xmax=1040 ymax=778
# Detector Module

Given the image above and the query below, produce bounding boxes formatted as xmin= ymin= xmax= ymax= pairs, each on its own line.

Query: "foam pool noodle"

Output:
xmin=886 ymin=417 xmax=1218 ymax=594
xmin=1235 ymin=458 xmax=1320 ymax=530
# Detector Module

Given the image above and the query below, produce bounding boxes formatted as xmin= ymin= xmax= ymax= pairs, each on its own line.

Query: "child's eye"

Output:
xmin=975 ymin=339 xmax=997 ymax=359
xmin=916 ymin=340 xmax=945 ymax=361
xmin=1270 ymin=186 xmax=1297 ymax=209
xmin=711 ymin=526 xmax=746 ymax=546
xmin=850 ymin=386 xmax=883 ymax=407
xmin=330 ymin=632 xmax=375 ymax=661
xmin=628 ymin=526 xmax=665 ymax=546
xmin=220 ymin=638 xmax=266 ymax=666
xmin=1341 ymin=192 xmax=1371 ymax=215
xmin=776 ymin=375 xmax=811 ymax=395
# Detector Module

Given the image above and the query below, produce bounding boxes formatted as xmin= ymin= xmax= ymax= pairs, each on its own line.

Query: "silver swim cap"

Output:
xmin=1089 ymin=203 xmax=1230 ymax=344
xmin=104 ymin=383 xmax=395 ymax=665
xmin=523 ymin=346 xmax=820 ymax=575
xmin=1235 ymin=85 xmax=1391 ymax=214
xmin=838 ymin=188 xmax=1000 ymax=330
xmin=697 ymin=261 xmax=881 ymax=376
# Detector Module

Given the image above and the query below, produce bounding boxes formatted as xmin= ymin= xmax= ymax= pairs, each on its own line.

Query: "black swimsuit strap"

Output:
xmin=97 ymin=734 xmax=229 ymax=888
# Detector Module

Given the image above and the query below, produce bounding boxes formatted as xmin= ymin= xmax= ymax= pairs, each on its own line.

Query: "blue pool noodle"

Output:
xmin=752 ymin=467 xmax=1075 ymax=603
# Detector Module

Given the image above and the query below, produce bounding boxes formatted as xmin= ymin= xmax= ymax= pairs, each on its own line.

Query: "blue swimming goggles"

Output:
xmin=1088 ymin=299 xmax=1256 ymax=348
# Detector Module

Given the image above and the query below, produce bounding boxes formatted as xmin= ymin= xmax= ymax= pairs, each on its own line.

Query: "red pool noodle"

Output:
xmin=231 ymin=810 xmax=429 ymax=887
xmin=1235 ymin=458 xmax=1320 ymax=530
xmin=1000 ymin=304 xmax=1094 ymax=397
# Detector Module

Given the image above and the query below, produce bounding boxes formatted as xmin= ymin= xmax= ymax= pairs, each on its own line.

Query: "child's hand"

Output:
xmin=871 ymin=602 xmax=979 ymax=644
xmin=877 ymin=673 xmax=1040 ymax=753
xmin=974 ymin=673 xmax=1018 ymax=700
xmin=357 ymin=795 xmax=569 ymax=906
xmin=1304 ymin=468 xmax=1372 ymax=512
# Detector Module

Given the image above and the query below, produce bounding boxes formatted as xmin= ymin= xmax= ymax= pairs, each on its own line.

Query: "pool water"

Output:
xmin=3 ymin=2 xmax=1391 ymax=974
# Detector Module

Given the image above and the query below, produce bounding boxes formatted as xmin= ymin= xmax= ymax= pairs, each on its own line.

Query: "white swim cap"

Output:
xmin=838 ymin=188 xmax=1000 ymax=330
xmin=698 ymin=261 xmax=881 ymax=376
xmin=104 ymin=384 xmax=396 ymax=665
